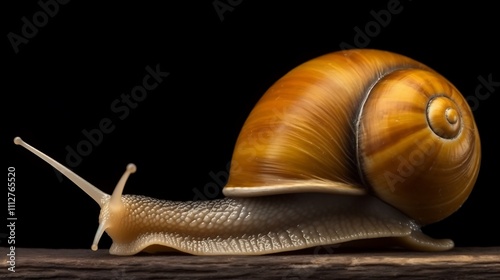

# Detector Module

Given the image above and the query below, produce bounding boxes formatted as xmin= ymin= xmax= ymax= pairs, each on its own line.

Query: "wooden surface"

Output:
xmin=2 ymin=247 xmax=500 ymax=279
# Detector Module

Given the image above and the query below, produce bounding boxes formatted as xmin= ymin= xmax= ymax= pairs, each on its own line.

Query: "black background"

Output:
xmin=3 ymin=1 xmax=498 ymax=251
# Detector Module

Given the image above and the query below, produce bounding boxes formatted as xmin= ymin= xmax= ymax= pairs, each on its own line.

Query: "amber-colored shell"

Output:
xmin=223 ymin=49 xmax=481 ymax=225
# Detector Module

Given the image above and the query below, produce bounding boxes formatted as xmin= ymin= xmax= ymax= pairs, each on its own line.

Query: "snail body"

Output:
xmin=15 ymin=49 xmax=480 ymax=255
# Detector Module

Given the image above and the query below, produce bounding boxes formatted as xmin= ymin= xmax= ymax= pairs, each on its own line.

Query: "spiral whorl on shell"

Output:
xmin=224 ymin=49 xmax=480 ymax=225
xmin=357 ymin=66 xmax=481 ymax=225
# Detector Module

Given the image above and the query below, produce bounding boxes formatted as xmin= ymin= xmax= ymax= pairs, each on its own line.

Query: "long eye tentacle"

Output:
xmin=14 ymin=136 xmax=140 ymax=251
xmin=14 ymin=137 xmax=109 ymax=206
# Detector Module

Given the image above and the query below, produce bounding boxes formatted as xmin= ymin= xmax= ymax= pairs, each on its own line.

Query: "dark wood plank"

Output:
xmin=2 ymin=247 xmax=500 ymax=279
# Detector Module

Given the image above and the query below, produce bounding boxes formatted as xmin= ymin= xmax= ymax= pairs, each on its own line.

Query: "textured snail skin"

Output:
xmin=102 ymin=194 xmax=451 ymax=255
xmin=14 ymin=49 xmax=480 ymax=255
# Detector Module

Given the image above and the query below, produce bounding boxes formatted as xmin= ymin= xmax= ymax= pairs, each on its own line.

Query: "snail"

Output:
xmin=14 ymin=49 xmax=481 ymax=256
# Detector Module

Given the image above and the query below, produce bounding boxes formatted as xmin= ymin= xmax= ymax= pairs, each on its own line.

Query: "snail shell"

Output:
xmin=14 ymin=49 xmax=481 ymax=255
xmin=224 ymin=49 xmax=480 ymax=225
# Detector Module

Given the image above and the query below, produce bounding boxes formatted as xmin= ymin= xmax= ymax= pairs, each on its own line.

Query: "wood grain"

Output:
xmin=2 ymin=247 xmax=499 ymax=279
